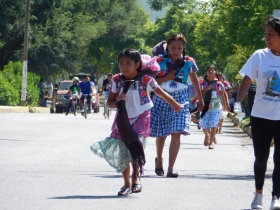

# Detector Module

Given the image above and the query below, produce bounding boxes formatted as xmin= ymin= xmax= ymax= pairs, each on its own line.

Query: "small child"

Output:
xmin=90 ymin=48 xmax=183 ymax=196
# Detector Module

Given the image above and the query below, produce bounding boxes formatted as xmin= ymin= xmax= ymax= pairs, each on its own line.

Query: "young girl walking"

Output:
xmin=90 ymin=48 xmax=183 ymax=196
xmin=199 ymin=66 xmax=230 ymax=149
xmin=150 ymin=34 xmax=204 ymax=178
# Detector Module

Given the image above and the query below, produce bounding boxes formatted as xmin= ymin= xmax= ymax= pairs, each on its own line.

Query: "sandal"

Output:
xmin=166 ymin=171 xmax=179 ymax=178
xmin=208 ymin=144 xmax=214 ymax=149
xmin=155 ymin=157 xmax=164 ymax=176
xmin=132 ymin=183 xmax=142 ymax=193
xmin=118 ymin=186 xmax=132 ymax=196
xmin=204 ymin=136 xmax=209 ymax=146
xmin=214 ymin=137 xmax=217 ymax=144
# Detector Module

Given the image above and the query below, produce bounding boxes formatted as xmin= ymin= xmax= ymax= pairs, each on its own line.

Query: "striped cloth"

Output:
xmin=150 ymin=88 xmax=190 ymax=137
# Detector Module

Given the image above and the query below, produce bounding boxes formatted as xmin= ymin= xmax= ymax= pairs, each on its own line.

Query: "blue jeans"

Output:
xmin=66 ymin=101 xmax=72 ymax=112
xmin=40 ymin=91 xmax=45 ymax=106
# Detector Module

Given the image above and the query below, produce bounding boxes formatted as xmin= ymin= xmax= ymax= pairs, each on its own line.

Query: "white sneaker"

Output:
xmin=251 ymin=192 xmax=263 ymax=209
xmin=270 ymin=196 xmax=280 ymax=210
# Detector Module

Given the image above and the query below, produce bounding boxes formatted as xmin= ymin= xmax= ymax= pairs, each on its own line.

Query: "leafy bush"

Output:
xmin=0 ymin=61 xmax=40 ymax=106
xmin=26 ymin=71 xmax=40 ymax=107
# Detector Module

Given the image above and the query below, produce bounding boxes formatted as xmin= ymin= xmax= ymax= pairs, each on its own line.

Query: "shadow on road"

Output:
xmin=87 ymin=173 xmax=272 ymax=181
xmin=48 ymin=195 xmax=124 ymax=199
xmin=90 ymin=174 xmax=123 ymax=178
xmin=0 ymin=138 xmax=28 ymax=141
xmin=178 ymin=173 xmax=272 ymax=181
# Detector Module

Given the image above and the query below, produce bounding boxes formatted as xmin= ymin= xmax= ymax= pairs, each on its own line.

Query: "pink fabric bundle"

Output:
xmin=141 ymin=54 xmax=160 ymax=71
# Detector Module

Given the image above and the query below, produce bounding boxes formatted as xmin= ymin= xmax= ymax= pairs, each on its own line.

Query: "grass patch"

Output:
xmin=239 ymin=116 xmax=250 ymax=129
xmin=29 ymin=106 xmax=36 ymax=113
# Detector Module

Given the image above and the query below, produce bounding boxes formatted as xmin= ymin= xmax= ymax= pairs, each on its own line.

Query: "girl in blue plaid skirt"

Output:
xmin=150 ymin=34 xmax=204 ymax=177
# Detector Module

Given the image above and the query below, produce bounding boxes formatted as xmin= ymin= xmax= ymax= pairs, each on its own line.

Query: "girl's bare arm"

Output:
xmin=189 ymin=73 xmax=204 ymax=111
xmin=153 ymin=87 xmax=183 ymax=112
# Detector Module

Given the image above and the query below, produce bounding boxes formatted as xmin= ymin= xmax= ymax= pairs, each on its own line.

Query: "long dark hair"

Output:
xmin=165 ymin=34 xmax=187 ymax=58
xmin=204 ymin=65 xmax=219 ymax=81
xmin=117 ymin=48 xmax=142 ymax=72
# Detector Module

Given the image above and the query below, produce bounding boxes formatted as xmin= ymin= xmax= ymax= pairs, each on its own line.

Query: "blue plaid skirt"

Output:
xmin=150 ymin=88 xmax=190 ymax=137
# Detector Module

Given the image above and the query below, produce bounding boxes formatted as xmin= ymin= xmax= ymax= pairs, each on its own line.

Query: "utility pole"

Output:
xmin=21 ymin=0 xmax=31 ymax=106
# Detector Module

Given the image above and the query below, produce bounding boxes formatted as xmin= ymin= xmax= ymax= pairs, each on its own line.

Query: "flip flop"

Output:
xmin=209 ymin=144 xmax=214 ymax=149
xmin=166 ymin=171 xmax=179 ymax=178
xmin=214 ymin=137 xmax=217 ymax=144
xmin=118 ymin=186 xmax=132 ymax=196
xmin=155 ymin=157 xmax=164 ymax=176
xmin=132 ymin=183 xmax=142 ymax=193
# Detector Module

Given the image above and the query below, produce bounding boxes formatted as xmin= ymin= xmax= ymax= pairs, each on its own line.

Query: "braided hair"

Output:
xmin=204 ymin=65 xmax=219 ymax=81
xmin=165 ymin=34 xmax=187 ymax=58
xmin=117 ymin=48 xmax=143 ymax=72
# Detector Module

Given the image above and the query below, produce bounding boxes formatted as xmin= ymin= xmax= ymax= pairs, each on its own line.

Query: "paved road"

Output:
xmin=0 ymin=111 xmax=274 ymax=210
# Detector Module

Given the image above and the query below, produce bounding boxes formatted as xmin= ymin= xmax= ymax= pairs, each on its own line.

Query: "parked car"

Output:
xmin=55 ymin=80 xmax=72 ymax=112
xmin=55 ymin=80 xmax=100 ymax=113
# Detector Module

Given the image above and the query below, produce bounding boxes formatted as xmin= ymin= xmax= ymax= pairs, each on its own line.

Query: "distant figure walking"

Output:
xmin=199 ymin=66 xmax=230 ymax=149
xmin=38 ymin=78 xmax=45 ymax=106
xmin=100 ymin=73 xmax=113 ymax=118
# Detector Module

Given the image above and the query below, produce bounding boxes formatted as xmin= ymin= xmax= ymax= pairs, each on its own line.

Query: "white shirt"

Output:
xmin=47 ymin=83 xmax=53 ymax=98
xmin=239 ymin=48 xmax=280 ymax=120
xmin=110 ymin=74 xmax=159 ymax=119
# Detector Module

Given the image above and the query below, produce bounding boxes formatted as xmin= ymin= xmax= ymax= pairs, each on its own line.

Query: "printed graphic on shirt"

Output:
xmin=73 ymin=87 xmax=78 ymax=93
xmin=263 ymin=69 xmax=280 ymax=99
xmin=169 ymin=81 xmax=177 ymax=88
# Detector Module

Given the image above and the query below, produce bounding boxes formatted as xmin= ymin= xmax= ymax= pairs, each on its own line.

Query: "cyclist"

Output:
xmin=65 ymin=77 xmax=80 ymax=116
xmin=100 ymin=73 xmax=113 ymax=118
xmin=78 ymin=75 xmax=95 ymax=114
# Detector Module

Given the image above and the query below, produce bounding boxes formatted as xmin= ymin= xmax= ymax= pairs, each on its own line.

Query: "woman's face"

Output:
xmin=207 ymin=67 xmax=217 ymax=78
xmin=264 ymin=25 xmax=280 ymax=52
xmin=167 ymin=40 xmax=184 ymax=61
xmin=118 ymin=56 xmax=139 ymax=79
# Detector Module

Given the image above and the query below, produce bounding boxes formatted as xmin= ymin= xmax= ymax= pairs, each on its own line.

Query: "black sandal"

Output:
xmin=166 ymin=171 xmax=179 ymax=178
xmin=155 ymin=157 xmax=164 ymax=176
xmin=118 ymin=186 xmax=132 ymax=196
xmin=132 ymin=183 xmax=142 ymax=193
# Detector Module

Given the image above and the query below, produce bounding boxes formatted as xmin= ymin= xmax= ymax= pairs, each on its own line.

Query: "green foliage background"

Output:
xmin=1 ymin=0 xmax=280 ymax=106
xmin=0 ymin=61 xmax=39 ymax=106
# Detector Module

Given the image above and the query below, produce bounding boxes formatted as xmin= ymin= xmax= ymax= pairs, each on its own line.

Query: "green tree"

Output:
xmin=144 ymin=1 xmax=208 ymax=74
xmin=194 ymin=0 xmax=280 ymax=78
xmin=0 ymin=61 xmax=39 ymax=106
xmin=28 ymin=0 xmax=107 ymax=79
xmin=1 ymin=0 xmax=150 ymax=81
xmin=0 ymin=0 xmax=107 ymax=80
xmin=0 ymin=0 xmax=25 ymax=70
xmin=86 ymin=0 xmax=150 ymax=77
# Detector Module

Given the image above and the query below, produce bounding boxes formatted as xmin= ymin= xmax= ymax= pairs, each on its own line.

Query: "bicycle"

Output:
xmin=104 ymin=100 xmax=111 ymax=119
xmin=81 ymin=94 xmax=91 ymax=119
xmin=71 ymin=93 xmax=79 ymax=116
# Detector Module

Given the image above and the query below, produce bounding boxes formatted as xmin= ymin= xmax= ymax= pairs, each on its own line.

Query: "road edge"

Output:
xmin=228 ymin=112 xmax=251 ymax=138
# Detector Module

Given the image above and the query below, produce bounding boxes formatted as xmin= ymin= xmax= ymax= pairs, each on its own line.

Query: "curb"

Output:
xmin=0 ymin=106 xmax=51 ymax=114
xmin=228 ymin=112 xmax=251 ymax=138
